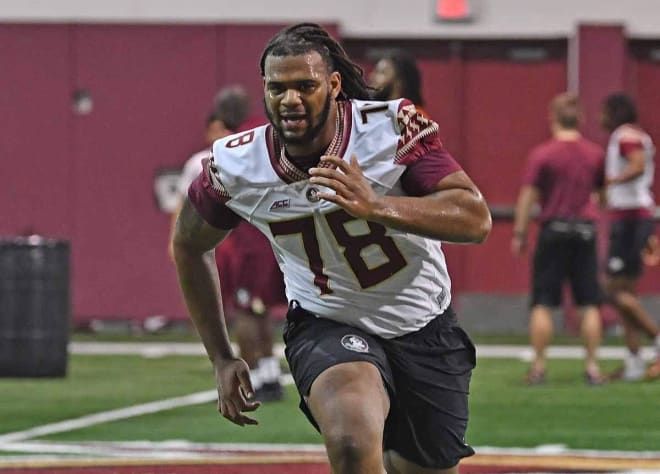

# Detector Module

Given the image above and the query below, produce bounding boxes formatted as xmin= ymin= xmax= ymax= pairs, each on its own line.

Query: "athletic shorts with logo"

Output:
xmin=608 ymin=217 xmax=656 ymax=278
xmin=283 ymin=301 xmax=476 ymax=469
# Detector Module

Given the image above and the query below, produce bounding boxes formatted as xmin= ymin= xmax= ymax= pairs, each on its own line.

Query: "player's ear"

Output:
xmin=329 ymin=71 xmax=342 ymax=100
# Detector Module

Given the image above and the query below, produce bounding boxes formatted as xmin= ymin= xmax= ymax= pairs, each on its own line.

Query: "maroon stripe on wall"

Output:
xmin=576 ymin=24 xmax=626 ymax=145
xmin=0 ymin=25 xmax=72 ymax=238
xmin=629 ymin=39 xmax=660 ymax=294
xmin=70 ymin=24 xmax=218 ymax=320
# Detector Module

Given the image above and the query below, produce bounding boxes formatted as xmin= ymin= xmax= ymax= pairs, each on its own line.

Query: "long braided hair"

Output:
xmin=259 ymin=23 xmax=374 ymax=100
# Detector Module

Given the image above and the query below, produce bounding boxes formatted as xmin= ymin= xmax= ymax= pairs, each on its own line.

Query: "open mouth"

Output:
xmin=280 ymin=114 xmax=307 ymax=129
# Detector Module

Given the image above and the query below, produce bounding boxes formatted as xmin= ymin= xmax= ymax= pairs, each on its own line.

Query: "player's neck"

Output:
xmin=553 ymin=128 xmax=581 ymax=141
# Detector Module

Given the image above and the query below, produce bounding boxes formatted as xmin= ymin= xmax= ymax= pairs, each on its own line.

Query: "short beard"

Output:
xmin=264 ymin=93 xmax=332 ymax=146
xmin=371 ymin=83 xmax=393 ymax=101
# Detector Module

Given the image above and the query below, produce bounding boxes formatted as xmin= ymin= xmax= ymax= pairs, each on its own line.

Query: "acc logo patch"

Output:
xmin=341 ymin=334 xmax=369 ymax=353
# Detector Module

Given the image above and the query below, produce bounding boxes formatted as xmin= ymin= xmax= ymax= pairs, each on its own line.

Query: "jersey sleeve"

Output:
xmin=400 ymin=147 xmax=463 ymax=196
xmin=619 ymin=139 xmax=644 ymax=158
xmin=618 ymin=127 xmax=645 ymax=159
xmin=521 ymin=149 xmax=544 ymax=187
xmin=394 ymin=99 xmax=442 ymax=166
xmin=395 ymin=99 xmax=462 ymax=196
xmin=187 ymin=156 xmax=243 ymax=230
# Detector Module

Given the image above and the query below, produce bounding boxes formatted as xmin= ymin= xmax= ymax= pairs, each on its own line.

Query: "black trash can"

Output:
xmin=0 ymin=236 xmax=71 ymax=377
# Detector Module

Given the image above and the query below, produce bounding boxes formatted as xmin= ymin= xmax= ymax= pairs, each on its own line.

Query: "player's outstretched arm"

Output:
xmin=310 ymin=154 xmax=491 ymax=243
xmin=172 ymin=198 xmax=260 ymax=426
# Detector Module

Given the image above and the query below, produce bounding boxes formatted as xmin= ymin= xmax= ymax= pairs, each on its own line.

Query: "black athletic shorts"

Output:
xmin=531 ymin=220 xmax=602 ymax=307
xmin=283 ymin=301 xmax=476 ymax=469
xmin=607 ymin=218 xmax=656 ymax=278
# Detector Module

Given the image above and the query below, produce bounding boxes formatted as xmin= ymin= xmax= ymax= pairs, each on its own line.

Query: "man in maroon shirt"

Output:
xmin=512 ymin=92 xmax=605 ymax=385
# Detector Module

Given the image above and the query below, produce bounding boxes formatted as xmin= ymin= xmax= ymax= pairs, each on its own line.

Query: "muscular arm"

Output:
xmin=369 ymin=170 xmax=491 ymax=243
xmin=310 ymin=154 xmax=491 ymax=243
xmin=608 ymin=148 xmax=646 ymax=185
xmin=172 ymin=198 xmax=234 ymax=364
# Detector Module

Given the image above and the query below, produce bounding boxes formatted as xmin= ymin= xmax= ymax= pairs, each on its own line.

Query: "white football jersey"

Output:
xmin=209 ymin=99 xmax=451 ymax=338
xmin=606 ymin=124 xmax=656 ymax=210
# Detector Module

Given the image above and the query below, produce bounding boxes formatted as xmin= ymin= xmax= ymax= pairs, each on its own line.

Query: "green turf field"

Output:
xmin=0 ymin=354 xmax=658 ymax=452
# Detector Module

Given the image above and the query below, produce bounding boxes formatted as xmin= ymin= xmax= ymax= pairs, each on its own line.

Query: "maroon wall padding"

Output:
xmin=0 ymin=25 xmax=72 ymax=238
xmin=218 ymin=24 xmax=287 ymax=124
xmin=3 ymin=25 xmax=657 ymax=322
xmin=460 ymin=41 xmax=567 ymax=292
xmin=577 ymin=24 xmax=627 ymax=145
xmin=68 ymin=25 xmax=219 ymax=320
xmin=629 ymin=40 xmax=660 ymax=294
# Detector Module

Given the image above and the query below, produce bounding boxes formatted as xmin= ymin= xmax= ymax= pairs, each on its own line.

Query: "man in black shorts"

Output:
xmin=172 ymin=23 xmax=491 ymax=473
xmin=512 ymin=92 xmax=605 ymax=385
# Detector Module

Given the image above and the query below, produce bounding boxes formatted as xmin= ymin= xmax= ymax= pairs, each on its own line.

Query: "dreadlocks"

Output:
xmin=603 ymin=93 xmax=638 ymax=131
xmin=259 ymin=23 xmax=373 ymax=100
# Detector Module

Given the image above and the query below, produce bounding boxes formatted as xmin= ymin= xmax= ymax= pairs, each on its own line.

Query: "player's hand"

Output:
xmin=309 ymin=154 xmax=381 ymax=219
xmin=511 ymin=234 xmax=527 ymax=257
xmin=642 ymin=234 xmax=660 ymax=267
xmin=214 ymin=358 xmax=261 ymax=426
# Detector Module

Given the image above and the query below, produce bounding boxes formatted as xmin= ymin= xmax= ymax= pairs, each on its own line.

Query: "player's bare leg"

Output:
xmin=607 ymin=276 xmax=660 ymax=381
xmin=527 ymin=304 xmax=553 ymax=384
xmin=308 ymin=362 xmax=389 ymax=474
xmin=608 ymin=277 xmax=659 ymax=337
xmin=578 ymin=305 xmax=604 ymax=384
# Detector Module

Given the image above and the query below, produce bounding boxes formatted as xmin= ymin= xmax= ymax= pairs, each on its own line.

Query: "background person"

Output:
xmin=369 ymin=48 xmax=426 ymax=114
xmin=512 ymin=92 xmax=606 ymax=385
xmin=170 ymin=85 xmax=285 ymax=401
xmin=600 ymin=92 xmax=660 ymax=381
xmin=173 ymin=22 xmax=491 ymax=474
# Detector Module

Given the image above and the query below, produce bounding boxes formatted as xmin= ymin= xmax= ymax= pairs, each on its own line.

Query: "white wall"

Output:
xmin=1 ymin=0 xmax=658 ymax=39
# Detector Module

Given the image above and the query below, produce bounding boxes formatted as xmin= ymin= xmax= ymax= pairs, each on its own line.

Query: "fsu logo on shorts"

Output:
xmin=341 ymin=334 xmax=369 ymax=353
xmin=306 ymin=187 xmax=321 ymax=203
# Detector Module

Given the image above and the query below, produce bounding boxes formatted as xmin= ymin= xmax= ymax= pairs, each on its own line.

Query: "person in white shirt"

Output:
xmin=601 ymin=93 xmax=660 ymax=381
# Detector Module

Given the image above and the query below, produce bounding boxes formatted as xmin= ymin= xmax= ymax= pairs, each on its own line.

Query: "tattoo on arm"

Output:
xmin=174 ymin=198 xmax=228 ymax=252
xmin=176 ymin=199 xmax=205 ymax=241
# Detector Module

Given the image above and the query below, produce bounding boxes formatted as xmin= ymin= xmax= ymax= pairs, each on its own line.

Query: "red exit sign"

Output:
xmin=436 ymin=0 xmax=473 ymax=22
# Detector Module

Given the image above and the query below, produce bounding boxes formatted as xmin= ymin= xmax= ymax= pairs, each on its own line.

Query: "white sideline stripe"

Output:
xmin=1 ymin=441 xmax=660 ymax=463
xmin=69 ymin=342 xmax=658 ymax=361
xmin=0 ymin=390 xmax=217 ymax=444
xmin=2 ymin=343 xmax=656 ymax=454
xmin=477 ymin=345 xmax=657 ymax=361
xmin=475 ymin=445 xmax=660 ymax=459
xmin=0 ymin=374 xmax=294 ymax=446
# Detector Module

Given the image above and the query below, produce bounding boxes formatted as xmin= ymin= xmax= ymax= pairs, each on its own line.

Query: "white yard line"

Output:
xmin=0 ymin=390 xmax=217 ymax=444
xmin=0 ymin=342 xmax=655 ymax=462
xmin=1 ymin=441 xmax=660 ymax=463
xmin=0 ymin=374 xmax=294 ymax=446
xmin=69 ymin=342 xmax=658 ymax=361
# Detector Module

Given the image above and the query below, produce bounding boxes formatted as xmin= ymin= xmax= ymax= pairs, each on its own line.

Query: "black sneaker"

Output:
xmin=255 ymin=381 xmax=284 ymax=402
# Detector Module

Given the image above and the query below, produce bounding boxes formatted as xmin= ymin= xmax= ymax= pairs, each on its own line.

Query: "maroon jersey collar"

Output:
xmin=266 ymin=100 xmax=353 ymax=184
